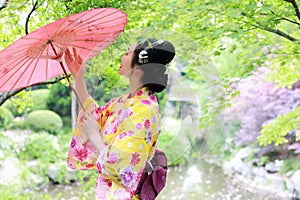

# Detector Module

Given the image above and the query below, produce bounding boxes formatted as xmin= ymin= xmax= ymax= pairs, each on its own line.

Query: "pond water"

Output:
xmin=41 ymin=158 xmax=282 ymax=200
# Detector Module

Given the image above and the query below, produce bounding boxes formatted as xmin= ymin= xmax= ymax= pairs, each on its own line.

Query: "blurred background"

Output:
xmin=0 ymin=0 xmax=300 ymax=199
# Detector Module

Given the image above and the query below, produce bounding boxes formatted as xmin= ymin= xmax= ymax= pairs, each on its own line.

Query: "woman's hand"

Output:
xmin=82 ymin=112 xmax=106 ymax=153
xmin=82 ymin=112 xmax=99 ymax=137
xmin=65 ymin=47 xmax=83 ymax=79
xmin=64 ymin=47 xmax=88 ymax=104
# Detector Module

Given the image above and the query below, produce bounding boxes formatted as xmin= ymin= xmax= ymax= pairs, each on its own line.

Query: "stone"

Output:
xmin=291 ymin=170 xmax=300 ymax=191
xmin=48 ymin=164 xmax=59 ymax=182
xmin=65 ymin=167 xmax=76 ymax=182
xmin=224 ymin=157 xmax=245 ymax=175
xmin=0 ymin=157 xmax=21 ymax=184
xmin=265 ymin=162 xmax=279 ymax=174
xmin=235 ymin=147 xmax=251 ymax=161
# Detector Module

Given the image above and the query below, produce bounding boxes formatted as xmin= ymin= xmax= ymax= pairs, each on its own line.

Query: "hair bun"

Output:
xmin=147 ymin=40 xmax=175 ymax=65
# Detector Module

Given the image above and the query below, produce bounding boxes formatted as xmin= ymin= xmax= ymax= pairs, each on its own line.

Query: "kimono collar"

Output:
xmin=127 ymin=87 xmax=150 ymax=99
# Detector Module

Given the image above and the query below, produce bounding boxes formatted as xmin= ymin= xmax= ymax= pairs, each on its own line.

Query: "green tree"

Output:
xmin=1 ymin=0 xmax=300 ymax=147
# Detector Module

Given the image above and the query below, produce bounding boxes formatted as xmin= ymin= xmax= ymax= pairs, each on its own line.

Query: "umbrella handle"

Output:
xmin=48 ymin=41 xmax=86 ymax=112
xmin=59 ymin=61 xmax=86 ymax=112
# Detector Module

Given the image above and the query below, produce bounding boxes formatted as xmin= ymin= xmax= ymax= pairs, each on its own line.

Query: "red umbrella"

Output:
xmin=0 ymin=8 xmax=127 ymax=109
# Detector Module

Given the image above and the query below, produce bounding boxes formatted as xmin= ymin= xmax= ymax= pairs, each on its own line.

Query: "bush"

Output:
xmin=0 ymin=107 xmax=13 ymax=129
xmin=17 ymin=133 xmax=60 ymax=162
xmin=2 ymin=90 xmax=33 ymax=117
xmin=26 ymin=110 xmax=63 ymax=135
xmin=279 ymin=155 xmax=300 ymax=174
xmin=30 ymin=89 xmax=50 ymax=111
xmin=9 ymin=117 xmax=27 ymax=129
xmin=46 ymin=82 xmax=71 ymax=118
xmin=226 ymin=68 xmax=300 ymax=146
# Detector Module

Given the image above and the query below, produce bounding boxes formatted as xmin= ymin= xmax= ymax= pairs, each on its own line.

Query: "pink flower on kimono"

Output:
xmin=118 ymin=109 xmax=123 ymax=115
xmin=107 ymin=152 xmax=118 ymax=164
xmin=144 ymin=119 xmax=151 ymax=129
xmin=85 ymin=163 xmax=95 ymax=168
xmin=141 ymin=100 xmax=151 ymax=105
xmin=153 ymin=116 xmax=157 ymax=124
xmin=137 ymin=90 xmax=143 ymax=96
xmin=92 ymin=107 xmax=102 ymax=121
xmin=70 ymin=137 xmax=77 ymax=148
xmin=149 ymin=95 xmax=157 ymax=103
xmin=119 ymin=132 xmax=127 ymax=139
xmin=113 ymin=190 xmax=131 ymax=199
xmin=136 ymin=123 xmax=142 ymax=130
xmin=67 ymin=158 xmax=76 ymax=169
xmin=146 ymin=130 xmax=152 ymax=144
xmin=74 ymin=146 xmax=88 ymax=161
xmin=96 ymin=162 xmax=103 ymax=173
xmin=79 ymin=114 xmax=85 ymax=123
xmin=95 ymin=178 xmax=110 ymax=199
xmin=128 ymin=130 xmax=134 ymax=136
xmin=120 ymin=166 xmax=137 ymax=188
xmin=130 ymin=152 xmax=141 ymax=166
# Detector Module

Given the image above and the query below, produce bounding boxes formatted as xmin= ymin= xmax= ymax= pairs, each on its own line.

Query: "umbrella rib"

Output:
xmin=45 ymin=44 xmax=50 ymax=80
xmin=72 ymin=23 xmax=126 ymax=35
xmin=73 ymin=38 xmax=118 ymax=43
xmin=52 ymin=41 xmax=110 ymax=53
xmin=25 ymin=47 xmax=46 ymax=87
xmin=74 ymin=28 xmax=124 ymax=38
xmin=0 ymin=40 xmax=48 ymax=76
xmin=0 ymin=52 xmax=36 ymax=80
xmin=51 ymin=8 xmax=108 ymax=38
xmin=8 ymin=45 xmax=46 ymax=91
xmin=0 ymin=53 xmax=37 ymax=89
xmin=0 ymin=42 xmax=43 ymax=56
xmin=45 ymin=14 xmax=70 ymax=39
xmin=69 ymin=10 xmax=125 ymax=33
xmin=64 ymin=8 xmax=109 ymax=31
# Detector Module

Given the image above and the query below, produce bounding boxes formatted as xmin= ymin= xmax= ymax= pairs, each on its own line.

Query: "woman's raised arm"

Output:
xmin=65 ymin=48 xmax=89 ymax=104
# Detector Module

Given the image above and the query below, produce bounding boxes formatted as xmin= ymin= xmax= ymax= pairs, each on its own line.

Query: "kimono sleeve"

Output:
xmin=67 ymin=96 xmax=109 ymax=170
xmin=96 ymin=104 xmax=160 ymax=191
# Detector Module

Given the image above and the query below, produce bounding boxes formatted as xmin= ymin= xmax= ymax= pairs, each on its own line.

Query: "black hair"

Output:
xmin=131 ymin=38 xmax=176 ymax=93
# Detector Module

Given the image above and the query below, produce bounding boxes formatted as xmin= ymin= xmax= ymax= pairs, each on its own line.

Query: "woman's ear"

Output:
xmin=133 ymin=65 xmax=144 ymax=77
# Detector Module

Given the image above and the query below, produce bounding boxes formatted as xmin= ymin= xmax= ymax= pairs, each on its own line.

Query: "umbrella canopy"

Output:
xmin=0 ymin=8 xmax=127 ymax=92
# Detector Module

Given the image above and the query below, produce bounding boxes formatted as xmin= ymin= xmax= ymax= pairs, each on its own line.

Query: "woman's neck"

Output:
xmin=129 ymin=79 xmax=143 ymax=98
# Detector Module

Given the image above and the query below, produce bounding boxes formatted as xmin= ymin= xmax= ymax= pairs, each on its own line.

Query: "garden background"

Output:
xmin=0 ymin=0 xmax=300 ymax=199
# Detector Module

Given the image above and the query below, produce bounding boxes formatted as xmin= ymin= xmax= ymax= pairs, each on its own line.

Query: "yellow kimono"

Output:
xmin=67 ymin=87 xmax=161 ymax=200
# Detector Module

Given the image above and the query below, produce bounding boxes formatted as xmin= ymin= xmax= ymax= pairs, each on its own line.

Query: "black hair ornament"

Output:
xmin=138 ymin=40 xmax=165 ymax=64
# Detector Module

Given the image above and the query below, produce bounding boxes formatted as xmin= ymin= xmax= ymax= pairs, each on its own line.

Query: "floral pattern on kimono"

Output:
xmin=67 ymin=87 xmax=161 ymax=200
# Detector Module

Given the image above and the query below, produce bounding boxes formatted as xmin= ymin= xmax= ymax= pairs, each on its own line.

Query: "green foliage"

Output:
xmin=0 ymin=184 xmax=52 ymax=200
xmin=0 ymin=107 xmax=13 ymax=128
xmin=158 ymin=117 xmax=193 ymax=166
xmin=46 ymin=82 xmax=71 ymax=118
xmin=26 ymin=110 xmax=63 ymax=135
xmin=158 ymin=131 xmax=186 ymax=166
xmin=279 ymin=155 xmax=300 ymax=174
xmin=16 ymin=133 xmax=60 ymax=162
xmin=258 ymin=106 xmax=300 ymax=146
xmin=2 ymin=90 xmax=34 ymax=117
xmin=9 ymin=117 xmax=27 ymax=130
xmin=30 ymin=89 xmax=50 ymax=111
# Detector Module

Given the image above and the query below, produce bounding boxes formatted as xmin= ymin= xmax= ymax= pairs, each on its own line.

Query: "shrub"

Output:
xmin=279 ymin=155 xmax=300 ymax=174
xmin=46 ymin=82 xmax=71 ymax=118
xmin=2 ymin=90 xmax=33 ymax=117
xmin=17 ymin=133 xmax=60 ymax=162
xmin=9 ymin=117 xmax=27 ymax=129
xmin=226 ymin=68 xmax=300 ymax=146
xmin=0 ymin=107 xmax=13 ymax=129
xmin=26 ymin=110 xmax=63 ymax=135
xmin=30 ymin=89 xmax=50 ymax=111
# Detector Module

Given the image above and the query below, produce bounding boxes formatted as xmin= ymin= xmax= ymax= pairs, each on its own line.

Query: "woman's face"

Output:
xmin=118 ymin=43 xmax=137 ymax=77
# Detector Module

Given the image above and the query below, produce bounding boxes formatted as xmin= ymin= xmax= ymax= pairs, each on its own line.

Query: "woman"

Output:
xmin=66 ymin=38 xmax=175 ymax=200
